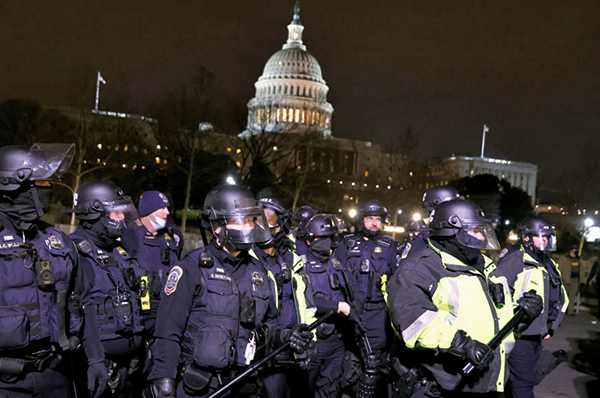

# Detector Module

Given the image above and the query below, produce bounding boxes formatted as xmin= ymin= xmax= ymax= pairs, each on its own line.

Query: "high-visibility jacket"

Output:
xmin=388 ymin=240 xmax=516 ymax=393
xmin=493 ymin=244 xmax=568 ymax=336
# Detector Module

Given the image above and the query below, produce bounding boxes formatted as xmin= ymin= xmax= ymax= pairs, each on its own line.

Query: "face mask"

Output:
xmin=0 ymin=184 xmax=52 ymax=230
xmin=309 ymin=237 xmax=332 ymax=257
xmin=150 ymin=215 xmax=167 ymax=231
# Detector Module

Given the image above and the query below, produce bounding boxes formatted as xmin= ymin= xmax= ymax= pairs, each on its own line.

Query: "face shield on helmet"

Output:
xmin=98 ymin=196 xmax=139 ymax=231
xmin=219 ymin=205 xmax=271 ymax=249
xmin=520 ymin=220 xmax=557 ymax=253
xmin=429 ymin=199 xmax=500 ymax=251
xmin=0 ymin=143 xmax=75 ymax=191
xmin=454 ymin=220 xmax=501 ymax=251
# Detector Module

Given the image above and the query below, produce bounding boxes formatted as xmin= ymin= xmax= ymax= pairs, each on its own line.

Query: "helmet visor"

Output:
xmin=23 ymin=143 xmax=75 ymax=181
xmin=100 ymin=196 xmax=139 ymax=229
xmin=225 ymin=209 xmax=272 ymax=245
xmin=456 ymin=221 xmax=501 ymax=250
xmin=530 ymin=232 xmax=557 ymax=252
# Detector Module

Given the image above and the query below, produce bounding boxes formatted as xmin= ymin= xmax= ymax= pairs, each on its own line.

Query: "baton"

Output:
xmin=208 ymin=311 xmax=334 ymax=398
xmin=462 ymin=308 xmax=526 ymax=375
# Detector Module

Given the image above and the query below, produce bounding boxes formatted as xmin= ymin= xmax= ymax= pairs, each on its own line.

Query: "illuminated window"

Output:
xmin=302 ymin=109 xmax=306 ymax=123
xmin=295 ymin=109 xmax=300 ymax=123
xmin=276 ymin=108 xmax=281 ymax=122
xmin=97 ymin=143 xmax=102 ymax=150
xmin=364 ymin=170 xmax=369 ymax=177
xmin=289 ymin=108 xmax=293 ymax=122
xmin=227 ymin=148 xmax=232 ymax=152
xmin=155 ymin=157 xmax=160 ymax=164
xmin=124 ymin=144 xmax=128 ymax=152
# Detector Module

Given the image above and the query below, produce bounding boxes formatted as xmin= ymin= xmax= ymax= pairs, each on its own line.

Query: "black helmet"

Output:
xmin=304 ymin=214 xmax=338 ymax=240
xmin=429 ymin=199 xmax=500 ymax=250
xmin=260 ymin=196 xmax=292 ymax=233
xmin=293 ymin=205 xmax=317 ymax=228
xmin=69 ymin=180 xmax=138 ymax=229
xmin=357 ymin=199 xmax=390 ymax=223
xmin=518 ymin=217 xmax=557 ymax=252
xmin=407 ymin=220 xmax=429 ymax=238
xmin=201 ymin=184 xmax=271 ymax=249
xmin=422 ymin=186 xmax=461 ymax=212
xmin=0 ymin=143 xmax=75 ymax=191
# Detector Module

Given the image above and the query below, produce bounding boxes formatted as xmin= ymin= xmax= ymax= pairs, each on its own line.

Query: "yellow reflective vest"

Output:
xmin=493 ymin=244 xmax=568 ymax=336
xmin=388 ymin=241 xmax=516 ymax=393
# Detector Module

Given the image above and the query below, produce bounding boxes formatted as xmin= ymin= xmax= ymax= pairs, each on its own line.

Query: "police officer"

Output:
xmin=68 ymin=180 xmax=147 ymax=398
xmin=396 ymin=220 xmax=429 ymax=270
xmin=255 ymin=197 xmax=317 ymax=398
xmin=147 ymin=185 xmax=312 ymax=398
xmin=121 ymin=190 xmax=182 ymax=337
xmin=290 ymin=205 xmax=317 ymax=256
xmin=388 ymin=199 xmax=543 ymax=397
xmin=336 ymin=199 xmax=399 ymax=397
xmin=396 ymin=186 xmax=461 ymax=269
xmin=492 ymin=217 xmax=568 ymax=398
xmin=421 ymin=185 xmax=462 ymax=214
xmin=0 ymin=143 xmax=80 ymax=398
xmin=303 ymin=213 xmax=364 ymax=398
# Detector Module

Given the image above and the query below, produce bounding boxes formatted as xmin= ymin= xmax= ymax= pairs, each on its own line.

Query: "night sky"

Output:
xmin=1 ymin=1 xmax=599 ymax=205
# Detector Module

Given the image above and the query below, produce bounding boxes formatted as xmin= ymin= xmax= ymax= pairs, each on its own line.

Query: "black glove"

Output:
xmin=517 ymin=290 xmax=543 ymax=320
xmin=87 ymin=361 xmax=108 ymax=398
xmin=147 ymin=378 xmax=176 ymax=398
xmin=280 ymin=324 xmax=314 ymax=354
xmin=449 ymin=330 xmax=494 ymax=371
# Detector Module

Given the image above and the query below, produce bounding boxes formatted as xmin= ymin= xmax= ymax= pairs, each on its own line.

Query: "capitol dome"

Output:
xmin=260 ymin=47 xmax=325 ymax=84
xmin=245 ymin=3 xmax=333 ymax=136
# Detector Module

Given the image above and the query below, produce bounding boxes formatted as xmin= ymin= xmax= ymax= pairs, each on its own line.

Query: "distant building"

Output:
xmin=426 ymin=155 xmax=538 ymax=204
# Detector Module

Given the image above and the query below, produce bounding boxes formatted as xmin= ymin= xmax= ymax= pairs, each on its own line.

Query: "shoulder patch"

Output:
xmin=331 ymin=258 xmax=341 ymax=268
xmin=165 ymin=266 xmax=184 ymax=295
xmin=499 ymin=248 xmax=509 ymax=258
xmin=252 ymin=271 xmax=264 ymax=286
xmin=401 ymin=243 xmax=412 ymax=259
xmin=45 ymin=235 xmax=64 ymax=250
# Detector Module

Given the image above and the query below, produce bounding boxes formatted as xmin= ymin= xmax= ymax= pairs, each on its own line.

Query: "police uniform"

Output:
xmin=71 ymin=226 xmax=146 ymax=397
xmin=121 ymin=222 xmax=181 ymax=336
xmin=253 ymin=245 xmax=317 ymax=398
xmin=338 ymin=233 xmax=399 ymax=350
xmin=304 ymin=250 xmax=363 ymax=398
xmin=149 ymin=239 xmax=281 ymax=398
xmin=0 ymin=213 xmax=80 ymax=397
xmin=492 ymin=244 xmax=568 ymax=398
xmin=395 ymin=234 xmax=428 ymax=271
xmin=388 ymin=240 xmax=516 ymax=397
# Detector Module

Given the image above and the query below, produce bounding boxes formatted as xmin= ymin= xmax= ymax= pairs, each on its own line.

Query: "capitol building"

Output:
xmin=245 ymin=3 xmax=333 ymax=136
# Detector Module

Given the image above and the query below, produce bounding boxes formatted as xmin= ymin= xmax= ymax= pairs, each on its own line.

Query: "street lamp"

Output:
xmin=348 ymin=209 xmax=357 ymax=218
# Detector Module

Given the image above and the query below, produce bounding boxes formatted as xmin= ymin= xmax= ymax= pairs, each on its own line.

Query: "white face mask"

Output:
xmin=150 ymin=215 xmax=167 ymax=231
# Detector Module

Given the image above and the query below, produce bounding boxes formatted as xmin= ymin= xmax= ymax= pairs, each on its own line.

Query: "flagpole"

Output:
xmin=480 ymin=124 xmax=487 ymax=158
xmin=95 ymin=71 xmax=101 ymax=111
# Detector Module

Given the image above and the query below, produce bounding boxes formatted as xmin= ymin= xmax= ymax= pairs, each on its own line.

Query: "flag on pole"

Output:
xmin=98 ymin=71 xmax=106 ymax=84
xmin=483 ymin=124 xmax=489 ymax=133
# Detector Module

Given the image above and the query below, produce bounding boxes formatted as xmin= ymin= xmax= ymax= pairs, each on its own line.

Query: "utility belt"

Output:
xmin=392 ymin=367 xmax=440 ymax=398
xmin=180 ymin=363 xmax=259 ymax=396
xmin=0 ymin=347 xmax=61 ymax=382
xmin=364 ymin=301 xmax=388 ymax=311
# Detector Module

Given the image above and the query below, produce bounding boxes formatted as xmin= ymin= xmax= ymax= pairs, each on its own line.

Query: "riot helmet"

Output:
xmin=304 ymin=214 xmax=338 ymax=240
xmin=357 ymin=199 xmax=389 ymax=237
xmin=201 ymin=184 xmax=271 ymax=251
xmin=518 ymin=217 xmax=557 ymax=253
xmin=260 ymin=196 xmax=292 ymax=236
xmin=429 ymin=199 xmax=500 ymax=250
xmin=0 ymin=143 xmax=75 ymax=191
xmin=0 ymin=143 xmax=75 ymax=229
xmin=422 ymin=185 xmax=461 ymax=213
xmin=304 ymin=213 xmax=338 ymax=259
xmin=407 ymin=220 xmax=429 ymax=240
xmin=293 ymin=205 xmax=317 ymax=229
xmin=68 ymin=180 xmax=138 ymax=239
